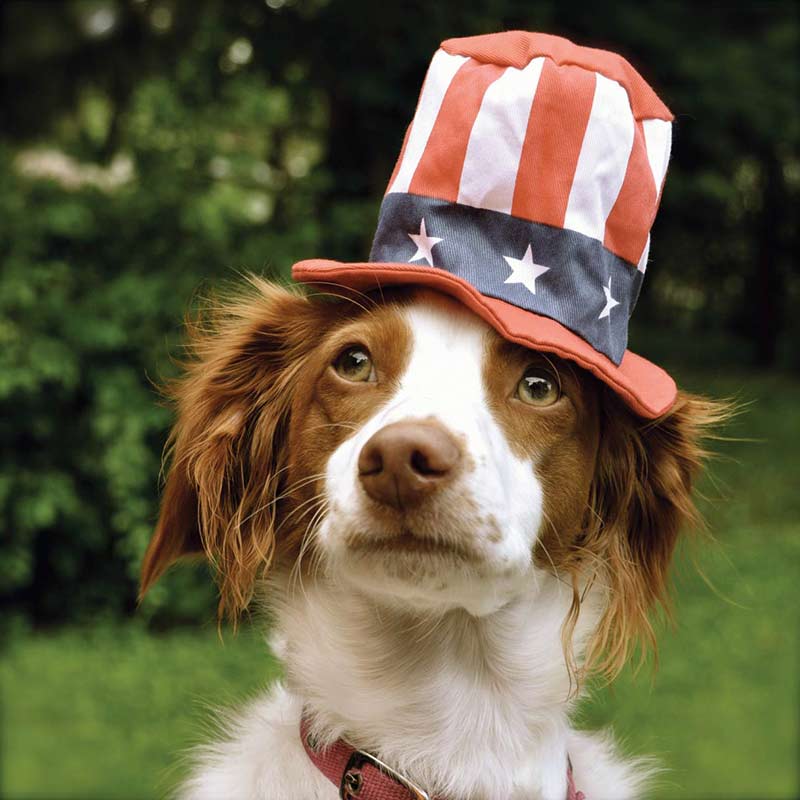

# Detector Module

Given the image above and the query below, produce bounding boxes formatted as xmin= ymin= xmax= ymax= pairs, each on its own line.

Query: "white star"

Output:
xmin=599 ymin=278 xmax=620 ymax=319
xmin=408 ymin=218 xmax=443 ymax=266
xmin=503 ymin=244 xmax=549 ymax=295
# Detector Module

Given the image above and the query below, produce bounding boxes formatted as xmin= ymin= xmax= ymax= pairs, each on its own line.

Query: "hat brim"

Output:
xmin=292 ymin=259 xmax=676 ymax=419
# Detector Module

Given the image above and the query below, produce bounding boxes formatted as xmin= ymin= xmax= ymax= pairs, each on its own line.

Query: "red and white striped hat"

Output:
xmin=293 ymin=31 xmax=676 ymax=418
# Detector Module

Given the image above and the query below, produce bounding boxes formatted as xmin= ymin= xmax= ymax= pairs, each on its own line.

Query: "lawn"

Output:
xmin=2 ymin=369 xmax=798 ymax=799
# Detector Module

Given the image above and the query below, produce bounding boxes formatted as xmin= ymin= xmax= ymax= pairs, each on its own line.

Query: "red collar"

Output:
xmin=300 ymin=716 xmax=585 ymax=800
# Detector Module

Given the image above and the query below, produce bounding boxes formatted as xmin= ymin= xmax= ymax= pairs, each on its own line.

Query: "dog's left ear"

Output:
xmin=139 ymin=279 xmax=335 ymax=618
xmin=582 ymin=390 xmax=732 ymax=676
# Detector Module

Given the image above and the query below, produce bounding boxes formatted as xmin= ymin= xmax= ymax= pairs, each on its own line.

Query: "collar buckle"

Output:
xmin=341 ymin=748 xmax=430 ymax=800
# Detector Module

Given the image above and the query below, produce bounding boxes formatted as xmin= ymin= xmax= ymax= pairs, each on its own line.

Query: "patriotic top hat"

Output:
xmin=293 ymin=31 xmax=676 ymax=418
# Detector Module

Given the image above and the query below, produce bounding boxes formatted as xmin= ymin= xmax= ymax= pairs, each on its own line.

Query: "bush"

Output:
xmin=0 ymin=52 xmax=328 ymax=623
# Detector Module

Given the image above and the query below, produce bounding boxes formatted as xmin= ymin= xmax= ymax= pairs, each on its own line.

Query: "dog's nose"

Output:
xmin=358 ymin=421 xmax=461 ymax=510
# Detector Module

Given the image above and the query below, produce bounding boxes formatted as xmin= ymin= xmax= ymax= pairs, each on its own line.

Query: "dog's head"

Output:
xmin=141 ymin=279 xmax=725 ymax=675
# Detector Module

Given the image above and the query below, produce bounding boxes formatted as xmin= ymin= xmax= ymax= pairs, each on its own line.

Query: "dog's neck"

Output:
xmin=270 ymin=571 xmax=599 ymax=800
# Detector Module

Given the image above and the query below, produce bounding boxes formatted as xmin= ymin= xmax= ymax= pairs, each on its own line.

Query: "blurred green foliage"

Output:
xmin=2 ymin=0 xmax=331 ymax=623
xmin=0 ymin=0 xmax=798 ymax=629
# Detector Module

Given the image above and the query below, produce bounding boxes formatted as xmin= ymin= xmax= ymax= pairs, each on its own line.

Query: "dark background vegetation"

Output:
xmin=1 ymin=1 xmax=798 ymax=798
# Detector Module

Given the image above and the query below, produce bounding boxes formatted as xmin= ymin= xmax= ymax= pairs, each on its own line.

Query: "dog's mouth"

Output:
xmin=344 ymin=528 xmax=476 ymax=561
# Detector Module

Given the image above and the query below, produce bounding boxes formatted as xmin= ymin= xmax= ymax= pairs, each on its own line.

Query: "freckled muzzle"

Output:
xmin=357 ymin=420 xmax=462 ymax=510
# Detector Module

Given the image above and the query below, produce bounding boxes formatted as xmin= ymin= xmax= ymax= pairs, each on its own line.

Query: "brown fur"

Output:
xmin=561 ymin=389 xmax=733 ymax=679
xmin=481 ymin=336 xmax=602 ymax=580
xmin=140 ymin=279 xmax=359 ymax=617
xmin=280 ymin=298 xmax=413 ymax=558
xmin=140 ymin=280 xmax=413 ymax=618
xmin=479 ymin=330 xmax=731 ymax=680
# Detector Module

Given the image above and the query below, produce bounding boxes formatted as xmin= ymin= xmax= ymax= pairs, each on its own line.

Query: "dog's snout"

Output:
xmin=358 ymin=421 xmax=461 ymax=510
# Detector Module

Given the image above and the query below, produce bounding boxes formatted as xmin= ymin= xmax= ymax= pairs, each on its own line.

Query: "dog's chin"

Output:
xmin=320 ymin=519 xmax=533 ymax=616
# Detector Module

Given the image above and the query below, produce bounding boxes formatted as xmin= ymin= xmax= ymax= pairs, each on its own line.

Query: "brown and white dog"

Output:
xmin=140 ymin=279 xmax=724 ymax=800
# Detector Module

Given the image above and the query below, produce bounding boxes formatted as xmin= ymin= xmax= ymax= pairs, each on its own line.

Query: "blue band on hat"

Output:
xmin=369 ymin=193 xmax=643 ymax=365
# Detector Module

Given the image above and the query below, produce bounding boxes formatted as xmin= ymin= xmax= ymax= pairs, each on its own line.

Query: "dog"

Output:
xmin=139 ymin=30 xmax=726 ymax=800
xmin=140 ymin=280 xmax=722 ymax=799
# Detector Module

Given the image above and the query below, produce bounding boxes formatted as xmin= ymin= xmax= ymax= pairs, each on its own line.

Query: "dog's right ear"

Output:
xmin=580 ymin=388 xmax=733 ymax=677
xmin=139 ymin=447 xmax=205 ymax=588
xmin=139 ymin=278 xmax=335 ymax=617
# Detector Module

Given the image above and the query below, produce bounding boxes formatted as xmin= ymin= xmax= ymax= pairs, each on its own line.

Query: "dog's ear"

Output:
xmin=581 ymin=390 xmax=731 ymax=676
xmin=139 ymin=278 xmax=330 ymax=618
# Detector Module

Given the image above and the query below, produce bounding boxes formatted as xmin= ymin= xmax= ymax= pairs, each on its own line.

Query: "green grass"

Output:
xmin=2 ymin=370 xmax=798 ymax=799
xmin=1 ymin=624 xmax=277 ymax=799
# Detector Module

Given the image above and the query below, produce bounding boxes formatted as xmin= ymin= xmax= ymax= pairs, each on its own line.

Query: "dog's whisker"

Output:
xmin=275 ymin=491 xmax=332 ymax=536
xmin=230 ymin=474 xmax=328 ymax=536
xmin=302 ymin=285 xmax=378 ymax=315
xmin=304 ymin=421 xmax=360 ymax=434
xmin=290 ymin=500 xmax=329 ymax=601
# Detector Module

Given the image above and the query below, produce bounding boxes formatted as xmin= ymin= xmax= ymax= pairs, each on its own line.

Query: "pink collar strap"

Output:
xmin=300 ymin=716 xmax=585 ymax=800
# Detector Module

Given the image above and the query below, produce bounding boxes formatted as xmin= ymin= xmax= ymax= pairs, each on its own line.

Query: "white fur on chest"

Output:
xmin=178 ymin=575 xmax=649 ymax=800
xmin=176 ymin=685 xmax=336 ymax=800
xmin=277 ymin=577 xmax=576 ymax=799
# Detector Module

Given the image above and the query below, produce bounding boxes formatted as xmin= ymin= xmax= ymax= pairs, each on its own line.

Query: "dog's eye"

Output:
xmin=516 ymin=367 xmax=559 ymax=407
xmin=333 ymin=346 xmax=374 ymax=382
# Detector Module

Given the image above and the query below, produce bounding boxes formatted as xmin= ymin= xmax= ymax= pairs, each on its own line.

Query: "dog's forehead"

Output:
xmin=403 ymin=293 xmax=489 ymax=356
xmin=394 ymin=293 xmax=492 ymax=395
